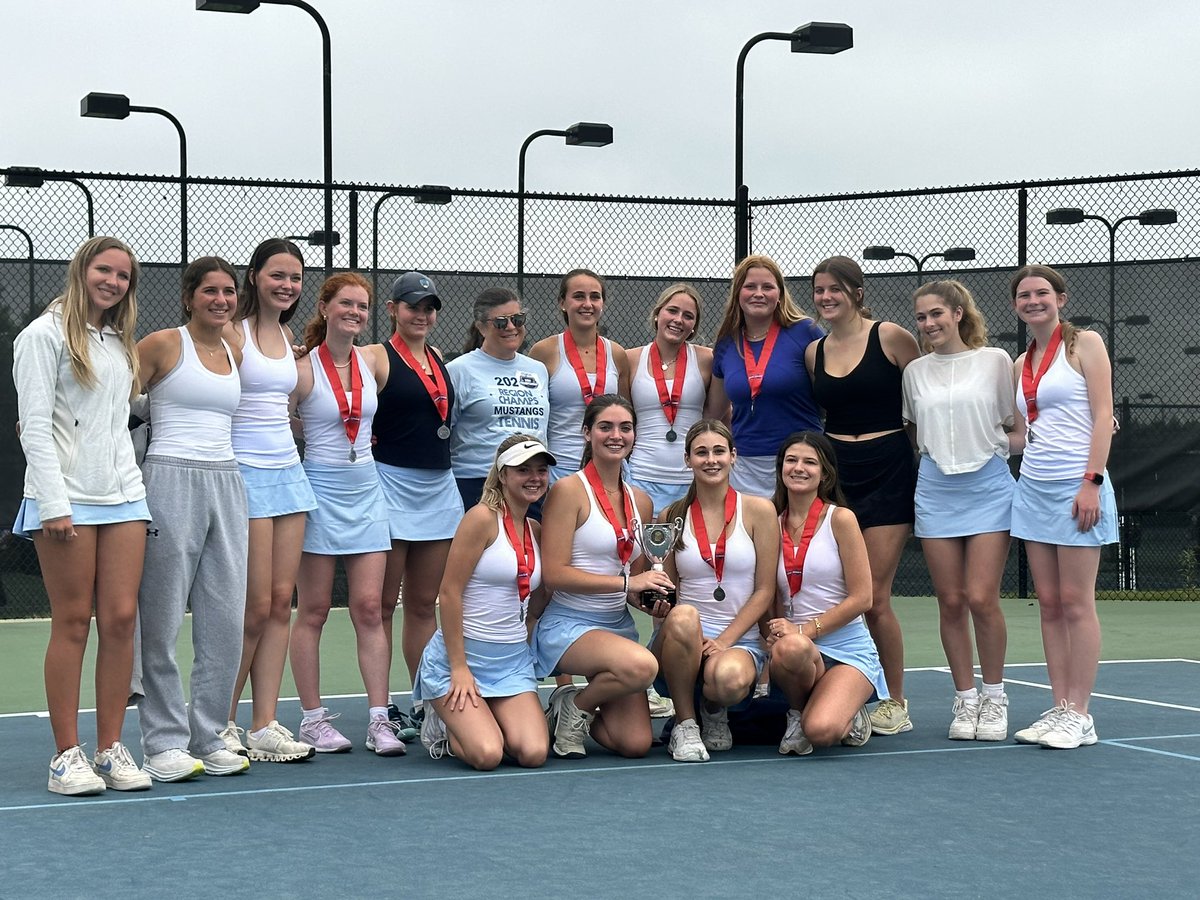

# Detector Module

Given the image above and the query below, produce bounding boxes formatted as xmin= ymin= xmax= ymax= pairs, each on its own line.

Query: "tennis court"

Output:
xmin=1 ymin=598 xmax=1196 ymax=899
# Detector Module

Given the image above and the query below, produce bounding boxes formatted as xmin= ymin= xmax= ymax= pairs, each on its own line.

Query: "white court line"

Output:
xmin=1000 ymin=676 xmax=1200 ymax=713
xmin=1102 ymin=741 xmax=1200 ymax=762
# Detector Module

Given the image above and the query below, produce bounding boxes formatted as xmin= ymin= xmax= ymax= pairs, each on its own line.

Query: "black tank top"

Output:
xmin=372 ymin=340 xmax=454 ymax=470
xmin=812 ymin=321 xmax=904 ymax=435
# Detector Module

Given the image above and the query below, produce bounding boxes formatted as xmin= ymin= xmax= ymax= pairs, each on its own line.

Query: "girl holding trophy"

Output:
xmin=534 ymin=395 xmax=672 ymax=759
xmin=650 ymin=420 xmax=780 ymax=762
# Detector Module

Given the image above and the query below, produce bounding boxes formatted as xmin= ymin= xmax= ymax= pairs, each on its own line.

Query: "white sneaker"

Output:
xmin=1014 ymin=703 xmax=1067 ymax=744
xmin=841 ymin=705 xmax=873 ymax=747
xmin=948 ymin=695 xmax=981 ymax=740
xmin=201 ymin=747 xmax=251 ymax=775
xmin=219 ymin=721 xmax=249 ymax=757
xmin=93 ymin=742 xmax=151 ymax=791
xmin=246 ymin=721 xmax=315 ymax=762
xmin=143 ymin=748 xmax=204 ymax=783
xmin=667 ymin=718 xmax=710 ymax=762
xmin=778 ymin=709 xmax=813 ymax=756
xmin=546 ymin=685 xmax=593 ymax=759
xmin=975 ymin=693 xmax=1009 ymax=742
xmin=1039 ymin=707 xmax=1098 ymax=749
xmin=700 ymin=705 xmax=733 ymax=752
xmin=421 ymin=705 xmax=452 ymax=760
xmin=647 ymin=687 xmax=675 ymax=718
xmin=48 ymin=745 xmax=106 ymax=796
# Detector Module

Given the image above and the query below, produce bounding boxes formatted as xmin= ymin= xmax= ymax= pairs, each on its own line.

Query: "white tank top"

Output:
xmin=148 ymin=327 xmax=240 ymax=461
xmin=775 ymin=504 xmax=864 ymax=629
xmin=461 ymin=510 xmax=543 ymax=643
xmin=546 ymin=333 xmax=620 ymax=472
xmin=1015 ymin=342 xmax=1094 ymax=481
xmin=550 ymin=471 xmax=644 ymax=614
xmin=629 ymin=342 xmax=705 ymax=484
xmin=232 ymin=319 xmax=301 ymax=468
xmin=299 ymin=347 xmax=379 ymax=466
xmin=674 ymin=492 xmax=758 ymax=637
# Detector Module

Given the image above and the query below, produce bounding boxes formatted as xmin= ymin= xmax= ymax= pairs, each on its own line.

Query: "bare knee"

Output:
xmin=772 ymin=633 xmax=816 ymax=671
xmin=662 ymin=605 xmax=701 ymax=641
xmin=460 ymin=735 xmax=505 ymax=772
xmin=95 ymin=607 xmax=136 ymax=644
xmin=705 ymin=661 xmax=753 ymax=707
xmin=621 ymin=648 xmax=659 ymax=691
xmin=508 ymin=734 xmax=548 ymax=768
xmin=608 ymin=732 xmax=652 ymax=759
xmin=802 ymin=710 xmax=844 ymax=747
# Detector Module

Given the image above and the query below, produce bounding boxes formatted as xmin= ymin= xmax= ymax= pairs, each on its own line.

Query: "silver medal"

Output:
xmin=437 ymin=424 xmax=451 ymax=440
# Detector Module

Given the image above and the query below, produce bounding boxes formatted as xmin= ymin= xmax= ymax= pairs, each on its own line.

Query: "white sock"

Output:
xmin=412 ymin=700 xmax=424 ymax=713
xmin=369 ymin=706 xmax=389 ymax=721
xmin=301 ymin=706 xmax=325 ymax=721
xmin=955 ymin=687 xmax=979 ymax=702
xmin=250 ymin=726 xmax=269 ymax=740
xmin=982 ymin=682 xmax=1005 ymax=699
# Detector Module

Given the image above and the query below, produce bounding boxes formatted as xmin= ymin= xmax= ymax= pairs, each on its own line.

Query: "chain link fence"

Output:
xmin=2 ymin=168 xmax=1197 ymax=615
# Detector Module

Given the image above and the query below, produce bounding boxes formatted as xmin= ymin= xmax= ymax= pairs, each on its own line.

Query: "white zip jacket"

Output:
xmin=13 ymin=307 xmax=145 ymax=522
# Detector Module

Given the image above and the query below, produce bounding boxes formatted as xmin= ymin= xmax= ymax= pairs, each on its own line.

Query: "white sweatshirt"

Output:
xmin=13 ymin=307 xmax=145 ymax=521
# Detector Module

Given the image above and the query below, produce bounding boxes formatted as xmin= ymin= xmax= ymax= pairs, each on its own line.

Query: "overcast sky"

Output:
xmin=3 ymin=0 xmax=1199 ymax=199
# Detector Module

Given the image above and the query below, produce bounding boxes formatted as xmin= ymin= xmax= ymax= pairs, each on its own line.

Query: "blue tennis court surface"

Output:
xmin=2 ymin=660 xmax=1196 ymax=898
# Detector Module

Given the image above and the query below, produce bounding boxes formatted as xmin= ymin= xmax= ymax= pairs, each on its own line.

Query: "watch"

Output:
xmin=1083 ymin=471 xmax=1104 ymax=485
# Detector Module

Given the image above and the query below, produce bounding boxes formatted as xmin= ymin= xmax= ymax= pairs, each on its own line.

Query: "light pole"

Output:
xmin=81 ymin=93 xmax=187 ymax=267
xmin=4 ymin=167 xmax=95 ymax=237
xmin=1045 ymin=207 xmax=1177 ymax=366
xmin=517 ymin=123 xmax=613 ymax=298
xmin=371 ymin=185 xmax=453 ymax=342
xmin=735 ymin=22 xmax=852 ymax=262
xmin=197 ymin=1 xmax=334 ymax=276
xmin=862 ymin=245 xmax=976 ymax=286
xmin=0 ymin=223 xmax=36 ymax=321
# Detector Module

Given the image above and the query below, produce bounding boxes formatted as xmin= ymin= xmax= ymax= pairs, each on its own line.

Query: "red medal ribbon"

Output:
xmin=690 ymin=487 xmax=737 ymax=586
xmin=648 ymin=341 xmax=687 ymax=427
xmin=1021 ymin=323 xmax=1063 ymax=427
xmin=563 ymin=330 xmax=607 ymax=405
xmin=742 ymin=320 xmax=780 ymax=402
xmin=781 ymin=498 xmax=825 ymax=597
xmin=390 ymin=333 xmax=449 ymax=424
xmin=501 ymin=504 xmax=536 ymax=603
xmin=317 ymin=343 xmax=363 ymax=447
xmin=583 ymin=461 xmax=634 ymax=567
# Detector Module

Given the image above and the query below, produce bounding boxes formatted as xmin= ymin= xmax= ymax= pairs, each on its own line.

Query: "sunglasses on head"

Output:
xmin=487 ymin=313 xmax=527 ymax=329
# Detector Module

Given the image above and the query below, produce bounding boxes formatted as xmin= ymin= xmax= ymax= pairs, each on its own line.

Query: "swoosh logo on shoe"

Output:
xmin=51 ymin=763 xmax=67 ymax=777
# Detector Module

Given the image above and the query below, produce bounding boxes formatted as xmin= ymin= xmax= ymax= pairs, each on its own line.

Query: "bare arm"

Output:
xmin=704 ymin=374 xmax=731 ymax=424
xmin=1071 ymin=330 xmax=1114 ymax=530
xmin=612 ymin=343 xmax=632 ymax=400
xmin=880 ymin=321 xmax=921 ymax=371
xmin=436 ymin=506 xmax=497 ymax=710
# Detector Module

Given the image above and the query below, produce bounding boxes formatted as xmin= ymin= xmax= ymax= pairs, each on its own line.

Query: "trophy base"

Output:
xmin=640 ymin=588 xmax=677 ymax=611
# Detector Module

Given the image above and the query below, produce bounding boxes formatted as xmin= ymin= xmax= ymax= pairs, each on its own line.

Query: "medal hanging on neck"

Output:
xmin=741 ymin=319 xmax=779 ymax=416
xmin=690 ymin=487 xmax=737 ymax=601
xmin=649 ymin=341 xmax=687 ymax=442
xmin=563 ymin=330 xmax=607 ymax=405
xmin=781 ymin=498 xmax=825 ymax=617
xmin=1021 ymin=323 xmax=1063 ymax=445
xmin=501 ymin=503 xmax=536 ymax=624
xmin=317 ymin=343 xmax=362 ymax=461
xmin=390 ymin=333 xmax=451 ymax=439
xmin=583 ymin=462 xmax=634 ymax=571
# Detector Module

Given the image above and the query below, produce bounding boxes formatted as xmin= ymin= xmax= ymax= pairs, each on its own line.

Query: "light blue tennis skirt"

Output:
xmin=649 ymin=618 xmax=768 ymax=699
xmin=1010 ymin=472 xmax=1119 ymax=547
xmin=412 ymin=629 xmax=539 ymax=703
xmin=375 ymin=461 xmax=463 ymax=542
xmin=915 ymin=453 xmax=1015 ymax=539
xmin=302 ymin=461 xmax=391 ymax=555
xmin=728 ymin=454 xmax=776 ymax=499
xmin=239 ymin=461 xmax=317 ymax=519
xmin=12 ymin=497 xmax=151 ymax=540
xmin=625 ymin=475 xmax=689 ymax=519
xmin=531 ymin=601 xmax=640 ymax=679
xmin=816 ymin=618 xmax=889 ymax=703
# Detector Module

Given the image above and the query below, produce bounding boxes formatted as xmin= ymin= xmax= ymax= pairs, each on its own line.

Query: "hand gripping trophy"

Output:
xmin=634 ymin=517 xmax=684 ymax=610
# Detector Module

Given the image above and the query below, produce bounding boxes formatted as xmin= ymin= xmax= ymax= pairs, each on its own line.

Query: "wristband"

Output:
xmin=813 ymin=617 xmax=823 ymax=637
xmin=1083 ymin=472 xmax=1104 ymax=485
xmin=621 ymin=571 xmax=629 ymax=594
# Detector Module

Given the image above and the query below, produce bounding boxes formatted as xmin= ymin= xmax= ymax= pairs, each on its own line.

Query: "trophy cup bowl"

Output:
xmin=634 ymin=517 xmax=683 ymax=610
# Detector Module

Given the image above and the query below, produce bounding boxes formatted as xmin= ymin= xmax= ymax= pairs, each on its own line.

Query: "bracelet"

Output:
xmin=813 ymin=617 xmax=823 ymax=637
xmin=621 ymin=571 xmax=629 ymax=594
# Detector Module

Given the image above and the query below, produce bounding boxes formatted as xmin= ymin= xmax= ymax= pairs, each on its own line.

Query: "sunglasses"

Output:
xmin=487 ymin=313 xmax=527 ymax=329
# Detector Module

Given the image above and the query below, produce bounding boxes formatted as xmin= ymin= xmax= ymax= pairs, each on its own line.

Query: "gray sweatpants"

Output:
xmin=137 ymin=455 xmax=248 ymax=757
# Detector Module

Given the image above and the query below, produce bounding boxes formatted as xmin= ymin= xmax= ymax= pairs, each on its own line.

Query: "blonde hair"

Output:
xmin=913 ymin=279 xmax=988 ymax=352
xmin=714 ymin=255 xmax=808 ymax=344
xmin=1009 ymin=264 xmax=1081 ymax=354
xmin=479 ymin=433 xmax=545 ymax=511
xmin=53 ymin=236 xmax=140 ymax=395
xmin=662 ymin=419 xmax=735 ymax=545
xmin=649 ymin=283 xmax=703 ymax=341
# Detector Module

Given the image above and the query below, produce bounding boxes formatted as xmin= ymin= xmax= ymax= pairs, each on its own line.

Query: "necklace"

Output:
xmin=333 ymin=360 xmax=351 ymax=368
xmin=193 ymin=340 xmax=222 ymax=357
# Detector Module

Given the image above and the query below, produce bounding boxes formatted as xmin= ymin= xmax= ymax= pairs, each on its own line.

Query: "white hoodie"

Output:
xmin=13 ymin=307 xmax=145 ymax=522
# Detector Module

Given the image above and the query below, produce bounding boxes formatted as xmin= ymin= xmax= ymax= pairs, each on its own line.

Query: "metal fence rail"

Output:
xmin=2 ymin=167 xmax=1197 ymax=616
